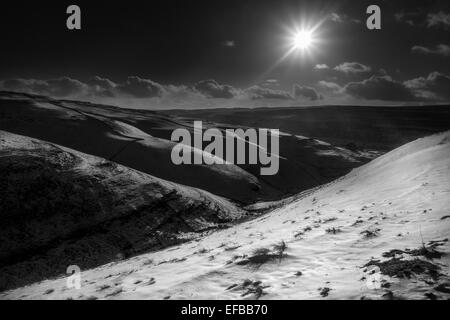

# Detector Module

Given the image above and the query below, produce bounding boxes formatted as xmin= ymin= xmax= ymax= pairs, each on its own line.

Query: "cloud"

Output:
xmin=193 ymin=79 xmax=239 ymax=99
xmin=316 ymin=62 xmax=384 ymax=79
xmin=0 ymin=76 xmax=239 ymax=102
xmin=1 ymin=79 xmax=45 ymax=94
xmin=344 ymin=75 xmax=417 ymax=101
xmin=330 ymin=72 xmax=450 ymax=102
xmin=2 ymin=71 xmax=448 ymax=108
xmin=116 ymin=76 xmax=164 ymax=98
xmin=313 ymin=62 xmax=384 ymax=87
xmin=328 ymin=13 xmax=361 ymax=24
xmin=259 ymin=79 xmax=280 ymax=88
xmin=0 ymin=76 xmax=175 ymax=101
xmin=404 ymin=72 xmax=450 ymax=100
xmin=46 ymin=78 xmax=88 ymax=97
xmin=85 ymin=76 xmax=117 ymax=97
xmin=394 ymin=11 xmax=422 ymax=26
xmin=293 ymin=84 xmax=322 ymax=101
xmin=263 ymin=79 xmax=279 ymax=84
xmin=427 ymin=11 xmax=450 ymax=29
xmin=395 ymin=11 xmax=450 ymax=29
xmin=329 ymin=13 xmax=344 ymax=23
xmin=87 ymin=76 xmax=116 ymax=90
xmin=394 ymin=12 xmax=405 ymax=22
xmin=1 ymin=77 xmax=88 ymax=97
xmin=315 ymin=71 xmax=450 ymax=103
xmin=318 ymin=81 xmax=343 ymax=94
xmin=334 ymin=62 xmax=371 ymax=74
xmin=314 ymin=64 xmax=329 ymax=70
xmin=246 ymin=84 xmax=321 ymax=101
xmin=245 ymin=85 xmax=293 ymax=100
xmin=221 ymin=40 xmax=236 ymax=47
xmin=411 ymin=44 xmax=450 ymax=56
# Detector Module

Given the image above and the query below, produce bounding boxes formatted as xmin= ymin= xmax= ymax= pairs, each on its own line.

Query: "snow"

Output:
xmin=2 ymin=131 xmax=449 ymax=300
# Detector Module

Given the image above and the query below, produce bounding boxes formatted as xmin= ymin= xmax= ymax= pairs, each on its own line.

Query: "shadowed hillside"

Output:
xmin=164 ymin=105 xmax=450 ymax=151
xmin=0 ymin=91 xmax=377 ymax=204
xmin=0 ymin=130 xmax=245 ymax=291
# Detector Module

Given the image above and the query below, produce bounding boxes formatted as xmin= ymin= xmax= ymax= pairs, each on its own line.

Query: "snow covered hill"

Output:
xmin=3 ymin=131 xmax=449 ymax=300
xmin=0 ymin=131 xmax=245 ymax=291
xmin=0 ymin=91 xmax=377 ymax=204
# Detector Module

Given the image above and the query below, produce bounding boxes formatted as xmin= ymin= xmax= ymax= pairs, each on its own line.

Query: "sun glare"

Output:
xmin=255 ymin=18 xmax=325 ymax=82
xmin=283 ymin=18 xmax=325 ymax=59
xmin=293 ymin=30 xmax=313 ymax=50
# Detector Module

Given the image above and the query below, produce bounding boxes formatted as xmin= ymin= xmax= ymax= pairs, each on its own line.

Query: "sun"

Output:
xmin=256 ymin=19 xmax=324 ymax=80
xmin=293 ymin=30 xmax=313 ymax=50
xmin=282 ymin=20 xmax=325 ymax=59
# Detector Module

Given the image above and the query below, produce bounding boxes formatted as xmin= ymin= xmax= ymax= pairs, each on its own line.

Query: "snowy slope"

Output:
xmin=3 ymin=131 xmax=449 ymax=300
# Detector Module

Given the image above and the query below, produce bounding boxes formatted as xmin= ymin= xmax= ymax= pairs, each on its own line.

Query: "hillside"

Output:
xmin=165 ymin=105 xmax=450 ymax=151
xmin=0 ymin=130 xmax=246 ymax=291
xmin=0 ymin=91 xmax=378 ymax=204
xmin=3 ymin=131 xmax=449 ymax=300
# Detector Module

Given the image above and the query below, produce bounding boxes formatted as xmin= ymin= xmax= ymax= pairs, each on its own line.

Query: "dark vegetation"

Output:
xmin=365 ymin=240 xmax=447 ymax=282
xmin=382 ymin=240 xmax=446 ymax=260
xmin=325 ymin=227 xmax=342 ymax=234
xmin=360 ymin=228 xmax=380 ymax=238
xmin=226 ymin=279 xmax=269 ymax=299
xmin=236 ymin=241 xmax=288 ymax=268
xmin=319 ymin=287 xmax=331 ymax=297
xmin=364 ymin=258 xmax=441 ymax=280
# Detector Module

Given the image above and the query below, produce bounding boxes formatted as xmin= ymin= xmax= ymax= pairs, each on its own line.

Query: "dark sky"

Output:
xmin=0 ymin=0 xmax=449 ymax=107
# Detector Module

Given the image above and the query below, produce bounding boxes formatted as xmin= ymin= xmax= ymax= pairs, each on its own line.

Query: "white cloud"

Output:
xmin=411 ymin=44 xmax=450 ymax=57
xmin=318 ymin=81 xmax=343 ymax=94
xmin=193 ymin=79 xmax=240 ymax=99
xmin=314 ymin=64 xmax=330 ymax=70
xmin=334 ymin=62 xmax=371 ymax=74
xmin=404 ymin=72 xmax=450 ymax=100
xmin=427 ymin=11 xmax=450 ymax=29
xmin=116 ymin=76 xmax=165 ymax=98
xmin=1 ymin=77 xmax=88 ymax=98
xmin=328 ymin=13 xmax=360 ymax=24
xmin=245 ymin=85 xmax=293 ymax=100
xmin=293 ymin=84 xmax=322 ymax=101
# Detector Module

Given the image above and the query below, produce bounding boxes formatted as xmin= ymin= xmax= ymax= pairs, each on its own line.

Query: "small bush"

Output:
xmin=326 ymin=227 xmax=342 ymax=234
xmin=236 ymin=241 xmax=288 ymax=268
xmin=360 ymin=228 xmax=380 ymax=238
xmin=364 ymin=258 xmax=440 ymax=279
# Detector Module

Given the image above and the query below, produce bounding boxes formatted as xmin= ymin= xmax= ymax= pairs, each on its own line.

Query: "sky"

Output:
xmin=0 ymin=0 xmax=449 ymax=109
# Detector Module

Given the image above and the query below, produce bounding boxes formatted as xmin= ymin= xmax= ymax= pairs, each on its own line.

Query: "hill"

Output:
xmin=3 ymin=131 xmax=449 ymax=299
